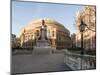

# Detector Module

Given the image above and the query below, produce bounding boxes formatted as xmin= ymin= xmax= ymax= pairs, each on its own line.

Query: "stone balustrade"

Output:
xmin=63 ymin=50 xmax=96 ymax=70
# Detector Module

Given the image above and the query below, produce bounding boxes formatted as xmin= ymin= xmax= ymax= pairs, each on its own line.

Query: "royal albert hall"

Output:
xmin=19 ymin=18 xmax=72 ymax=49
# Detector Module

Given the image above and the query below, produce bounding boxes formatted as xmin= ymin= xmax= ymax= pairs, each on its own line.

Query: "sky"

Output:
xmin=12 ymin=0 xmax=85 ymax=36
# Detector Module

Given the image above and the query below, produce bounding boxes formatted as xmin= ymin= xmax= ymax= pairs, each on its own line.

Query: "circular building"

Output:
xmin=19 ymin=18 xmax=72 ymax=49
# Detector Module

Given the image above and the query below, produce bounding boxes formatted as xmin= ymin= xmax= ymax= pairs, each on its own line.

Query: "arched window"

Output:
xmin=36 ymin=30 xmax=39 ymax=36
xmin=52 ymin=31 xmax=54 ymax=37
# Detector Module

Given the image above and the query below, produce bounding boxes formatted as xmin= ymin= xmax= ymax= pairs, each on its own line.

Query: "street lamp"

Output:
xmin=79 ymin=19 xmax=86 ymax=69
xmin=79 ymin=19 xmax=86 ymax=53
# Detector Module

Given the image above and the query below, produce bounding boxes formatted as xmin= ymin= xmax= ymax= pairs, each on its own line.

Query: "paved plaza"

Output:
xmin=11 ymin=52 xmax=72 ymax=74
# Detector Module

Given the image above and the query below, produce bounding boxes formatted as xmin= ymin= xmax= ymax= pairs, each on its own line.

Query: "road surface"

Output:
xmin=11 ymin=53 xmax=72 ymax=74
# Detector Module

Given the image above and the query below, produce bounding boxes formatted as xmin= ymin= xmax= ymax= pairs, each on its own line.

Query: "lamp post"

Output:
xmin=79 ymin=19 xmax=86 ymax=69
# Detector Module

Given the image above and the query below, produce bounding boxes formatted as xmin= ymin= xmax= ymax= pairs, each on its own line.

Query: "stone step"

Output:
xmin=36 ymin=40 xmax=50 ymax=46
xmin=33 ymin=46 xmax=52 ymax=54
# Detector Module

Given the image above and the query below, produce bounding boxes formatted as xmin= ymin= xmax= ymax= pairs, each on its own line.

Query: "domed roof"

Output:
xmin=19 ymin=18 xmax=70 ymax=36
